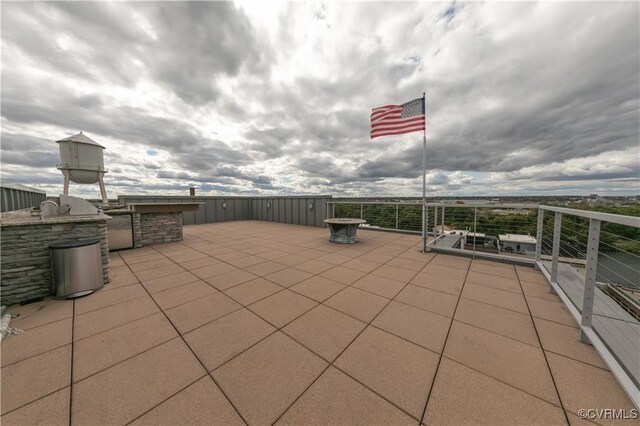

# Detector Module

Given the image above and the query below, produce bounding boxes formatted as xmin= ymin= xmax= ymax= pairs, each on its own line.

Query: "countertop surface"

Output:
xmin=0 ymin=209 xmax=111 ymax=226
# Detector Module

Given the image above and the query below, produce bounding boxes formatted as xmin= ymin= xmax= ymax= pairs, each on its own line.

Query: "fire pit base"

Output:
xmin=324 ymin=218 xmax=367 ymax=244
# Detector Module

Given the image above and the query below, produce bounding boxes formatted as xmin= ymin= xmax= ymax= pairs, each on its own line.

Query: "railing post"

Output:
xmin=423 ymin=205 xmax=430 ymax=252
xmin=434 ymin=206 xmax=438 ymax=237
xmin=395 ymin=204 xmax=399 ymax=233
xmin=579 ymin=218 xmax=601 ymax=344
xmin=472 ymin=207 xmax=477 ymax=258
xmin=535 ymin=208 xmax=544 ymax=270
xmin=550 ymin=212 xmax=562 ymax=295
xmin=441 ymin=205 xmax=445 ymax=231
xmin=360 ymin=203 xmax=363 ymax=220
xmin=332 ymin=203 xmax=335 ymax=219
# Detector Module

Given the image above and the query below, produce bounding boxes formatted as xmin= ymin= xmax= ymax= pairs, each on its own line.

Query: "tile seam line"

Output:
xmin=466 ymin=269 xmax=520 ymax=280
xmin=125 ymin=231 xmax=425 ymax=368
xmin=153 ymin=286 xmax=223 ymax=311
xmin=453 ymin=292 xmax=536 ymax=317
xmin=143 ymin=276 xmax=210 ymax=296
xmin=446 ymin=318 xmax=542 ymax=350
xmin=73 ymin=305 xmax=161 ymax=341
xmin=0 ymin=385 xmax=71 ymax=418
xmin=282 ymin=303 xmax=444 ymax=363
xmin=132 ymin=259 xmax=287 ymax=315
xmin=73 ymin=292 xmax=149 ymax=317
xmin=4 ymin=311 xmax=72 ymax=334
xmin=439 ymin=354 xmax=566 ymax=410
xmin=124 ymin=373 xmax=208 ymax=425
xmin=276 ymin=322 xmax=440 ymax=422
xmin=349 ymin=282 xmax=408 ymax=301
xmin=514 ymin=267 xmax=571 ymax=425
xmin=96 ymin=280 xmax=140 ymax=292
xmin=68 ymin=299 xmax=76 ymax=425
xmin=462 ymin=280 xmax=523 ymax=295
xmin=1 ymin=342 xmax=69 ymax=369
xmin=269 ymin=250 xmax=437 ymax=426
xmin=463 ymin=280 xmax=529 ymax=297
xmin=69 ymin=336 xmax=180 ymax=386
xmin=419 ymin=253 xmax=474 ymax=425
xmin=209 ymin=292 xmax=331 ymax=375
xmin=457 ymin=294 xmax=530 ymax=316
xmin=129 ymin=244 xmax=250 ymax=426
xmin=175 ymin=240 xmax=336 ymax=285
xmin=541 ymin=348 xmax=613 ymax=373
xmin=221 ymin=282 xmax=289 ymax=307
xmin=1 ymin=319 xmax=78 ymax=368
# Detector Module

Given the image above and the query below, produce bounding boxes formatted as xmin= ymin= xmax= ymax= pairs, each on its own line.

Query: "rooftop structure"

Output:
xmin=499 ymin=233 xmax=537 ymax=244
xmin=1 ymin=221 xmax=635 ymax=424
xmin=56 ymin=132 xmax=108 ymax=205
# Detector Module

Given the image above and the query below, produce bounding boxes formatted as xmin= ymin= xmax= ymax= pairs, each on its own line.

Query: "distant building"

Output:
xmin=448 ymin=199 xmax=493 ymax=205
xmin=499 ymin=234 xmax=537 ymax=256
xmin=491 ymin=208 xmax=532 ymax=216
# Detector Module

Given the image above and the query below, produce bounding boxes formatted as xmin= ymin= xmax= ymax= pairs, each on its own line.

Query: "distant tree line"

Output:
xmin=334 ymin=202 xmax=640 ymax=254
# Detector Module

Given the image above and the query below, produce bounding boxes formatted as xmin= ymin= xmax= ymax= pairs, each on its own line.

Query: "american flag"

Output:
xmin=370 ymin=98 xmax=425 ymax=139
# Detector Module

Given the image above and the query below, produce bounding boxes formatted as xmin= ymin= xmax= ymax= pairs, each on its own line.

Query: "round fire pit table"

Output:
xmin=324 ymin=218 xmax=367 ymax=244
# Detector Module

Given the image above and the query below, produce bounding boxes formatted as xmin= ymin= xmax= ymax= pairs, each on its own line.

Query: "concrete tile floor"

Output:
xmin=1 ymin=221 xmax=635 ymax=425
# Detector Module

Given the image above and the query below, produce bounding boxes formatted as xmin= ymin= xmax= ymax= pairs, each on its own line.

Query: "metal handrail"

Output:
xmin=540 ymin=205 xmax=640 ymax=227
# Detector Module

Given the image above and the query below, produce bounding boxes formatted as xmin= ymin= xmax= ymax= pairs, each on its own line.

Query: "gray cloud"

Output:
xmin=1 ymin=1 xmax=638 ymax=197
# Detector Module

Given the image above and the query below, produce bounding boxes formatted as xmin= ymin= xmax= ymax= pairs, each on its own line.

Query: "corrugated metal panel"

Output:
xmin=278 ymin=199 xmax=285 ymax=223
xmin=251 ymin=199 xmax=257 ymax=220
xmin=269 ymin=199 xmax=275 ymax=222
xmin=215 ymin=200 xmax=225 ymax=222
xmin=300 ymin=198 xmax=308 ymax=226
xmin=314 ymin=198 xmax=323 ymax=227
xmin=232 ymin=199 xmax=242 ymax=220
xmin=206 ymin=200 xmax=216 ymax=222
xmin=291 ymin=199 xmax=299 ymax=224
xmin=271 ymin=199 xmax=277 ymax=222
xmin=114 ymin=195 xmax=332 ymax=227
xmin=183 ymin=210 xmax=195 ymax=225
xmin=269 ymin=198 xmax=278 ymax=222
xmin=243 ymin=199 xmax=251 ymax=220
xmin=260 ymin=199 xmax=266 ymax=221
xmin=194 ymin=201 xmax=205 ymax=224
xmin=1 ymin=187 xmax=47 ymax=212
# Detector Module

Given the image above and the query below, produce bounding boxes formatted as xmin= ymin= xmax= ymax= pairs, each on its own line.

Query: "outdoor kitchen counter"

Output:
xmin=116 ymin=203 xmax=202 ymax=247
xmin=0 ymin=210 xmax=111 ymax=226
xmin=127 ymin=202 xmax=201 ymax=214
xmin=0 ymin=209 xmax=110 ymax=305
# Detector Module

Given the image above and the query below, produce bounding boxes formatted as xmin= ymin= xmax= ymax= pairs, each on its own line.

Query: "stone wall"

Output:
xmin=138 ymin=212 xmax=183 ymax=246
xmin=132 ymin=213 xmax=142 ymax=248
xmin=1 ymin=220 xmax=110 ymax=305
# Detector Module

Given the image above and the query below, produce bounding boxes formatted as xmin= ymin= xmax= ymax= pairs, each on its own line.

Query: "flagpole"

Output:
xmin=422 ymin=91 xmax=427 ymax=252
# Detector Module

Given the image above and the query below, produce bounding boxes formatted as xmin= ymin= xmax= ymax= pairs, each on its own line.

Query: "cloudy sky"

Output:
xmin=1 ymin=1 xmax=638 ymax=198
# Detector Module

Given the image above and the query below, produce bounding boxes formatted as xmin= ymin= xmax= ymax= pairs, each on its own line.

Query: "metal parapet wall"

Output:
xmin=1 ymin=186 xmax=47 ymax=213
xmin=117 ymin=195 xmax=332 ymax=228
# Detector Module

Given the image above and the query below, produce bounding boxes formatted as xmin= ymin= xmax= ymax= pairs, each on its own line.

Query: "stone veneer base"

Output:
xmin=1 ymin=219 xmax=110 ymax=306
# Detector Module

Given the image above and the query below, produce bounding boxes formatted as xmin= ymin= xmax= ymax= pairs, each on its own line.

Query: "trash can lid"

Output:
xmin=49 ymin=238 xmax=102 ymax=249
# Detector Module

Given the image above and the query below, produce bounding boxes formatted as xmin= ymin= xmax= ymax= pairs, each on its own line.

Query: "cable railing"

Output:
xmin=327 ymin=201 xmax=424 ymax=234
xmin=326 ymin=200 xmax=640 ymax=407
xmin=535 ymin=205 xmax=640 ymax=408
xmin=406 ymin=203 xmax=542 ymax=266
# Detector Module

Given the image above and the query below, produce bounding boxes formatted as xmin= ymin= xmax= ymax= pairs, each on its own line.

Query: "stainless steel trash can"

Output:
xmin=50 ymin=239 xmax=104 ymax=299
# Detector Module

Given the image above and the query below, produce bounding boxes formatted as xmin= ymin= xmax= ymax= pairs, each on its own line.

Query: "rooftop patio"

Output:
xmin=1 ymin=221 xmax=635 ymax=425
